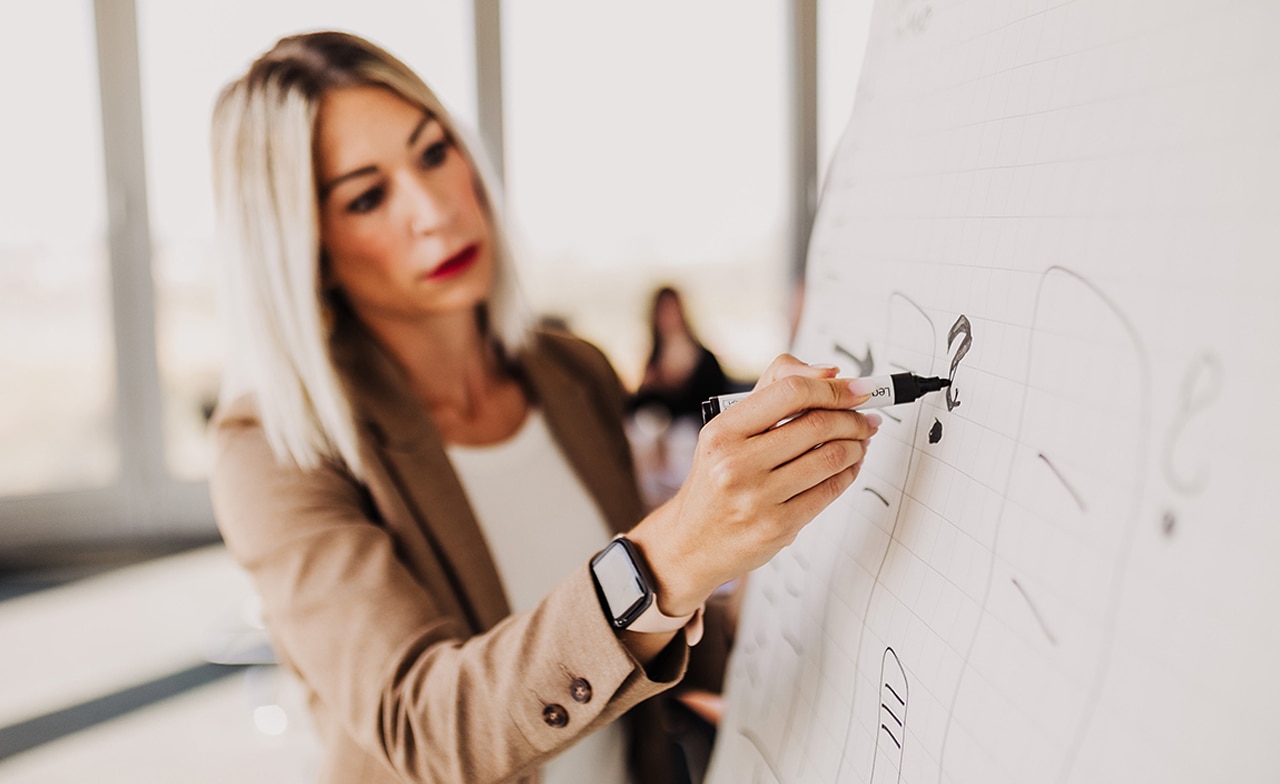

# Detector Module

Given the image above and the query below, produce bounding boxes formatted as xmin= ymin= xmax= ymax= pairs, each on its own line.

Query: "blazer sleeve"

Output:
xmin=536 ymin=331 xmax=735 ymax=694
xmin=209 ymin=397 xmax=690 ymax=784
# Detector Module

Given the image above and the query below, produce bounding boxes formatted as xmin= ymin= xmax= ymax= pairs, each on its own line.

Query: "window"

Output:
xmin=819 ymin=0 xmax=876 ymax=186
xmin=503 ymin=0 xmax=791 ymax=387
xmin=0 ymin=3 xmax=117 ymax=496
xmin=0 ymin=1 xmax=826 ymax=541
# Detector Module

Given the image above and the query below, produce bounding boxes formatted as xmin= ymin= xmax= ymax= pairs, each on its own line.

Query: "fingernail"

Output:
xmin=809 ymin=363 xmax=839 ymax=371
xmin=848 ymin=378 xmax=877 ymax=397
xmin=863 ymin=412 xmax=883 ymax=429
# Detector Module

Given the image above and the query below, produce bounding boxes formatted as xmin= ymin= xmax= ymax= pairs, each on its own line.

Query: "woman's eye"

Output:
xmin=421 ymin=141 xmax=450 ymax=169
xmin=347 ymin=187 xmax=384 ymax=214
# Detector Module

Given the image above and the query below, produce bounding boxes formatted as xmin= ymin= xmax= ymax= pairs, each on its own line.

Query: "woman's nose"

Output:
xmin=402 ymin=173 xmax=452 ymax=233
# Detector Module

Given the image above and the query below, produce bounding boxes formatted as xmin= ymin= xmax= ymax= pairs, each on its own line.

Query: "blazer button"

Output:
xmin=542 ymin=704 xmax=569 ymax=728
xmin=569 ymin=678 xmax=592 ymax=704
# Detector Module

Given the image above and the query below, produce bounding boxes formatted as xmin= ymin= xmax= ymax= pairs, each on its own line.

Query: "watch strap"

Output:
xmin=628 ymin=598 xmax=706 ymax=646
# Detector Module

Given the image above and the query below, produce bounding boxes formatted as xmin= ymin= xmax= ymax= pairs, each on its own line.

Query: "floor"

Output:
xmin=0 ymin=542 xmax=321 ymax=782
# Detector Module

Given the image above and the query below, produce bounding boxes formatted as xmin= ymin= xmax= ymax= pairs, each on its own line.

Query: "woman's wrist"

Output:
xmin=626 ymin=510 xmax=710 ymax=618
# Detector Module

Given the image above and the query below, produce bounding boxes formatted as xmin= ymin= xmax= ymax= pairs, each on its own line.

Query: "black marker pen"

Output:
xmin=701 ymin=373 xmax=952 ymax=425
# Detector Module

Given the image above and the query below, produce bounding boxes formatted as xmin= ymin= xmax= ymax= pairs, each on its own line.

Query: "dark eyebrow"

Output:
xmin=319 ymin=114 xmax=436 ymax=202
xmin=319 ymin=165 xmax=378 ymax=201
xmin=407 ymin=115 xmax=433 ymax=147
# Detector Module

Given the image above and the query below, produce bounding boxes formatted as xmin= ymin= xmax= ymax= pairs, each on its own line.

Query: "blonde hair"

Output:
xmin=211 ymin=31 xmax=530 ymax=478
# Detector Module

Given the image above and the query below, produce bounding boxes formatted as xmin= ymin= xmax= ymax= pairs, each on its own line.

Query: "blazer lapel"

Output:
xmin=338 ymin=334 xmax=511 ymax=633
xmin=521 ymin=339 xmax=646 ymax=537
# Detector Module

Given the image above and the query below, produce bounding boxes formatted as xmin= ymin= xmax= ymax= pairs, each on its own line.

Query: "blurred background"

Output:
xmin=0 ymin=0 xmax=872 ymax=779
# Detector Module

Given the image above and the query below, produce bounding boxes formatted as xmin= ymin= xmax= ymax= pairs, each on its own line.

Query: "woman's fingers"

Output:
xmin=765 ymin=430 xmax=869 ymax=502
xmin=778 ymin=462 xmax=864 ymax=528
xmin=709 ymin=374 xmax=873 ymax=441
xmin=749 ymin=407 xmax=880 ymax=467
xmin=707 ymin=408 xmax=876 ymax=510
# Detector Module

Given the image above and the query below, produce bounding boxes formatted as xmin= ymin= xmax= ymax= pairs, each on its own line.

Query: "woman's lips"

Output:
xmin=425 ymin=245 xmax=479 ymax=281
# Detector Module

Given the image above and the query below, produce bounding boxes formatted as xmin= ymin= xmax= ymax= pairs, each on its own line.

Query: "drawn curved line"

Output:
xmin=831 ymin=291 xmax=936 ymax=778
xmin=883 ymin=682 xmax=904 ymax=706
xmin=882 ymin=703 xmax=903 ymax=726
xmin=783 ymin=630 xmax=803 ymax=655
xmin=1037 ymin=452 xmax=1087 ymax=512
xmin=836 ymin=342 xmax=876 ymax=377
xmin=863 ymin=487 xmax=891 ymax=506
xmin=1162 ymin=352 xmax=1223 ymax=495
xmin=1011 ymin=577 xmax=1058 ymax=646
xmin=739 ymin=728 xmax=785 ymax=784
xmin=938 ymin=265 xmax=1151 ymax=784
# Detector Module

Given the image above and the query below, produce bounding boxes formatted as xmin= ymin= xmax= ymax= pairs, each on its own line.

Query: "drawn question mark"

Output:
xmin=946 ymin=315 xmax=972 ymax=412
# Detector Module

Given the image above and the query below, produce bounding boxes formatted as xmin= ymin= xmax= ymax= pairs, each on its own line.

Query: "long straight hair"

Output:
xmin=211 ymin=31 xmax=530 ymax=478
xmin=644 ymin=285 xmax=700 ymax=370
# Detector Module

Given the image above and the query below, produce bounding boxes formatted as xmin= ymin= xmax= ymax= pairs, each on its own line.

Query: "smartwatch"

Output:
xmin=590 ymin=535 xmax=704 ymax=645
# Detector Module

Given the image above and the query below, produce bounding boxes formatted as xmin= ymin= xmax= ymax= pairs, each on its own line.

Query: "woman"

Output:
xmin=628 ymin=286 xmax=733 ymax=509
xmin=208 ymin=31 xmax=880 ymax=784
xmin=630 ymin=285 xmax=730 ymax=424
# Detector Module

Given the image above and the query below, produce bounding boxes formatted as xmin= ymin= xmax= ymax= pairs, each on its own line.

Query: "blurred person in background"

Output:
xmin=627 ymin=286 xmax=734 ymax=510
xmin=207 ymin=31 xmax=879 ymax=784
xmin=630 ymin=286 xmax=730 ymax=423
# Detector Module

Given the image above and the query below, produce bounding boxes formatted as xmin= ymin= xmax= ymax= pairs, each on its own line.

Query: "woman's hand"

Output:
xmin=628 ymin=355 xmax=881 ymax=618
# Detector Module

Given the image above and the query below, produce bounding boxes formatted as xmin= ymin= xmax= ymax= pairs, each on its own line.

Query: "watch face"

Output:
xmin=591 ymin=539 xmax=651 ymax=628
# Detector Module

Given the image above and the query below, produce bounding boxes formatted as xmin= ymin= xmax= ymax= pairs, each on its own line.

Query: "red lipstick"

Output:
xmin=426 ymin=245 xmax=479 ymax=281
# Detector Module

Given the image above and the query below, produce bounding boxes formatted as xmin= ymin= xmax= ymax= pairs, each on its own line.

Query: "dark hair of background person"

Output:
xmin=629 ymin=285 xmax=734 ymax=422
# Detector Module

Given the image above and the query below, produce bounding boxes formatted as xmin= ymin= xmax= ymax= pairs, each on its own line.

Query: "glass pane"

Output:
xmin=504 ymin=0 xmax=791 ymax=388
xmin=137 ymin=0 xmax=475 ymax=480
xmin=819 ymin=0 xmax=876 ymax=184
xmin=0 ymin=4 xmax=117 ymax=496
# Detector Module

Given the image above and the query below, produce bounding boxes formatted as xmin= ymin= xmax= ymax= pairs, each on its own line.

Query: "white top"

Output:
xmin=445 ymin=409 xmax=630 ymax=784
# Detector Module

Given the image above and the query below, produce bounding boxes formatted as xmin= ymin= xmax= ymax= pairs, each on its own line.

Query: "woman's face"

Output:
xmin=655 ymin=292 xmax=686 ymax=336
xmin=315 ymin=85 xmax=493 ymax=325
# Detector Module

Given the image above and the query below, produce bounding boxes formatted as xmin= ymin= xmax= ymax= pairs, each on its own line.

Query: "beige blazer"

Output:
xmin=211 ymin=329 xmax=723 ymax=783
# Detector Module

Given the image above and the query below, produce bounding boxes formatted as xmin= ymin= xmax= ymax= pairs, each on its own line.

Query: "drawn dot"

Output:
xmin=928 ymin=418 xmax=943 ymax=444
xmin=1162 ymin=511 xmax=1176 ymax=537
